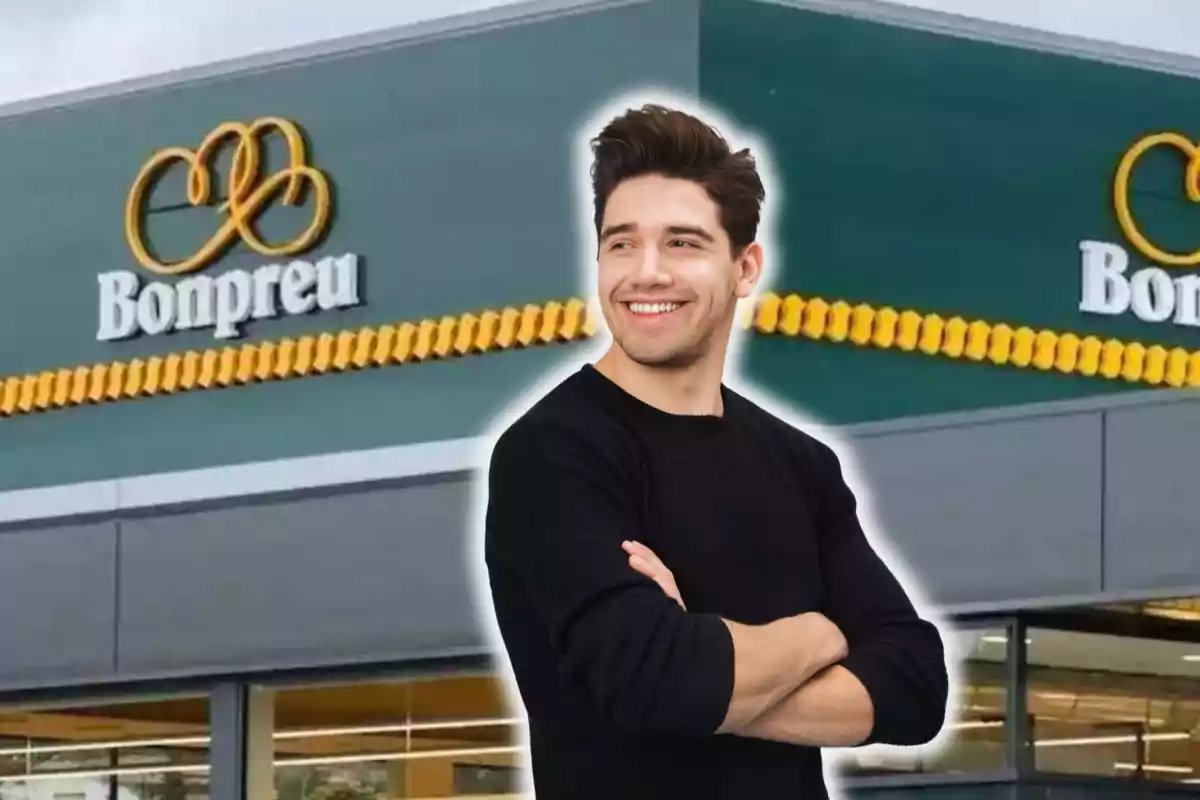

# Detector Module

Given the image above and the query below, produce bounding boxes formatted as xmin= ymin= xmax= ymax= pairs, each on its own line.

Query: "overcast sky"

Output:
xmin=4 ymin=0 xmax=1200 ymax=107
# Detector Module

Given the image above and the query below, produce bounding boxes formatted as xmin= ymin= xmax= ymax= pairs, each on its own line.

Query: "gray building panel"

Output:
xmin=1103 ymin=400 xmax=1200 ymax=593
xmin=0 ymin=389 xmax=1196 ymax=690
xmin=116 ymin=478 xmax=484 ymax=675
xmin=850 ymin=413 xmax=1105 ymax=606
xmin=0 ymin=522 xmax=117 ymax=687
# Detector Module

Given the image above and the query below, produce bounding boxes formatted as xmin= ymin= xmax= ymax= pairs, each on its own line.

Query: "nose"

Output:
xmin=630 ymin=247 xmax=673 ymax=288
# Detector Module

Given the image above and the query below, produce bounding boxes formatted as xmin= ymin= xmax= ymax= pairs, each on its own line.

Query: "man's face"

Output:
xmin=596 ymin=174 xmax=762 ymax=369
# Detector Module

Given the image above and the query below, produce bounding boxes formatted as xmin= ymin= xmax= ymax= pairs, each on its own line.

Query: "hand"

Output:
xmin=622 ymin=540 xmax=687 ymax=611
xmin=799 ymin=612 xmax=849 ymax=667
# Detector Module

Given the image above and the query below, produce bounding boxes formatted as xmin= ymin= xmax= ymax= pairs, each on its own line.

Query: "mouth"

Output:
xmin=623 ymin=301 xmax=685 ymax=317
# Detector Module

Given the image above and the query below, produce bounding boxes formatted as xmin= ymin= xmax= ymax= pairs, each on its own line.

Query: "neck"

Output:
xmin=594 ymin=341 xmax=728 ymax=417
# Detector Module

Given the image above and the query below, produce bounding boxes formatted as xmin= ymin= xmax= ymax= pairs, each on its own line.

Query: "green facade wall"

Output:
xmin=714 ymin=0 xmax=1200 ymax=423
xmin=7 ymin=0 xmax=1200 ymax=490
xmin=0 ymin=0 xmax=697 ymax=490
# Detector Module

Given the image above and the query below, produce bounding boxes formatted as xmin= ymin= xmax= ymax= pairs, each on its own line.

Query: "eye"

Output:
xmin=669 ymin=239 xmax=699 ymax=248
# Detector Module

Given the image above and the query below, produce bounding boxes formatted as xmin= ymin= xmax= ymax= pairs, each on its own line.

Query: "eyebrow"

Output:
xmin=598 ymin=223 xmax=716 ymax=243
xmin=599 ymin=222 xmax=636 ymax=242
xmin=665 ymin=225 xmax=715 ymax=243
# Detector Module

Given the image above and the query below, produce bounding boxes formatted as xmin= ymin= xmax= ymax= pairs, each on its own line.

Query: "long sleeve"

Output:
xmin=484 ymin=417 xmax=735 ymax=737
xmin=810 ymin=439 xmax=950 ymax=746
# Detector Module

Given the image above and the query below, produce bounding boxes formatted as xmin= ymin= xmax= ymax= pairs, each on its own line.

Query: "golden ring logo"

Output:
xmin=124 ymin=116 xmax=332 ymax=276
xmin=1113 ymin=131 xmax=1200 ymax=268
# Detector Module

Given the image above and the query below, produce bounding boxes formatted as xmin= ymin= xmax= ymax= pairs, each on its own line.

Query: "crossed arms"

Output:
xmin=624 ymin=539 xmax=875 ymax=746
xmin=484 ymin=420 xmax=949 ymax=748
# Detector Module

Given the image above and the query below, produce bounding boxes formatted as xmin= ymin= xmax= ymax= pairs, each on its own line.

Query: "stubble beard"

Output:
xmin=614 ymin=325 xmax=715 ymax=370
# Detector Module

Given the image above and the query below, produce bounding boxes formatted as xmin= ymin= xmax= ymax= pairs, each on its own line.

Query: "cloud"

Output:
xmin=884 ymin=0 xmax=1200 ymax=59
xmin=2 ymin=0 xmax=1200 ymax=108
xmin=0 ymin=0 xmax=513 ymax=106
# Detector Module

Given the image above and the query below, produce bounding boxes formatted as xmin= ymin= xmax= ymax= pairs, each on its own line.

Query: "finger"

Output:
xmin=622 ymin=539 xmax=656 ymax=558
xmin=629 ymin=556 xmax=676 ymax=600
xmin=629 ymin=554 xmax=679 ymax=595
xmin=628 ymin=555 xmax=659 ymax=580
xmin=623 ymin=540 xmax=668 ymax=571
xmin=624 ymin=554 xmax=672 ymax=585
xmin=622 ymin=539 xmax=650 ymax=557
xmin=652 ymin=576 xmax=680 ymax=603
xmin=626 ymin=548 xmax=685 ymax=610
xmin=628 ymin=551 xmax=678 ymax=604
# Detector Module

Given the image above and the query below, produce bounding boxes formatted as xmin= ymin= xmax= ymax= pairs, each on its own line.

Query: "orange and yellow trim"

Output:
xmin=0 ymin=299 xmax=595 ymax=417
xmin=744 ymin=292 xmax=1200 ymax=388
xmin=2 ymin=291 xmax=1198 ymax=418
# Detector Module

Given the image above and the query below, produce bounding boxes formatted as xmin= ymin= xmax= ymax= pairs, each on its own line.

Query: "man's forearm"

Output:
xmin=715 ymin=613 xmax=847 ymax=733
xmin=729 ymin=664 xmax=874 ymax=747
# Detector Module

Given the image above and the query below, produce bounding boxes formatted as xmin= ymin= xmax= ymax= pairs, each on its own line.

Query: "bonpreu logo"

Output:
xmin=97 ymin=117 xmax=361 ymax=341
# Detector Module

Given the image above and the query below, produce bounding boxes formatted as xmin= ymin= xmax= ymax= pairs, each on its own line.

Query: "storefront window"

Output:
xmin=268 ymin=672 xmax=526 ymax=800
xmin=0 ymin=694 xmax=210 ymax=800
xmin=1027 ymin=627 xmax=1200 ymax=782
xmin=839 ymin=623 xmax=1009 ymax=777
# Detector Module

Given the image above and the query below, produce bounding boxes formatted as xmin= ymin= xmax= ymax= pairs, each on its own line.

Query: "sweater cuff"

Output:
xmin=839 ymin=648 xmax=904 ymax=746
xmin=684 ymin=614 xmax=736 ymax=735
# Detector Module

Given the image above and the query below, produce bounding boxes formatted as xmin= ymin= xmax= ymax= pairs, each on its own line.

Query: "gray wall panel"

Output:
xmin=849 ymin=414 xmax=1104 ymax=606
xmin=0 ymin=523 xmax=117 ymax=687
xmin=8 ymin=397 xmax=1200 ymax=690
xmin=117 ymin=479 xmax=482 ymax=675
xmin=1105 ymin=402 xmax=1200 ymax=592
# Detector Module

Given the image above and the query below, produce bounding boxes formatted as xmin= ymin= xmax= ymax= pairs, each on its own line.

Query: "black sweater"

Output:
xmin=483 ymin=365 xmax=948 ymax=799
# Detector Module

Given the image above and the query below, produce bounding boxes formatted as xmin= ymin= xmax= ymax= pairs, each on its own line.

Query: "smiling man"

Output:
xmin=481 ymin=103 xmax=949 ymax=799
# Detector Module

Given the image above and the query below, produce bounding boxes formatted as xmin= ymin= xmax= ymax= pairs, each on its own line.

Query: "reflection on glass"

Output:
xmin=271 ymin=673 xmax=527 ymax=800
xmin=1102 ymin=596 xmax=1200 ymax=624
xmin=0 ymin=696 xmax=210 ymax=800
xmin=1027 ymin=627 xmax=1200 ymax=783
xmin=839 ymin=625 xmax=1009 ymax=777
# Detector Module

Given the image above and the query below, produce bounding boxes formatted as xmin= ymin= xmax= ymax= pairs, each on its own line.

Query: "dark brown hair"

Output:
xmin=589 ymin=103 xmax=765 ymax=254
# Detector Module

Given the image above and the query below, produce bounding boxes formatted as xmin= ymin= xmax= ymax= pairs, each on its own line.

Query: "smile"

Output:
xmin=625 ymin=302 xmax=683 ymax=315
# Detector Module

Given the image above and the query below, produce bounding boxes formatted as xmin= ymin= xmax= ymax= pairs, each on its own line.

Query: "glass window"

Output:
xmin=268 ymin=671 xmax=526 ymax=800
xmin=838 ymin=623 xmax=1009 ymax=777
xmin=0 ymin=694 xmax=210 ymax=800
xmin=1027 ymin=626 xmax=1200 ymax=783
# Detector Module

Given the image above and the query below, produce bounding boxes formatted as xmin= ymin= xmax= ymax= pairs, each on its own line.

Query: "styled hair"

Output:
xmin=589 ymin=103 xmax=765 ymax=254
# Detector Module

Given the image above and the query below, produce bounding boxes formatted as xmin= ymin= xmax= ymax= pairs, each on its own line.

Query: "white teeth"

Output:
xmin=628 ymin=302 xmax=681 ymax=314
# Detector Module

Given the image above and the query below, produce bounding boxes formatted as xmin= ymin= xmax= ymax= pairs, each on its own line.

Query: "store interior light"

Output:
xmin=1113 ymin=762 xmax=1194 ymax=775
xmin=1036 ymin=731 xmax=1189 ymax=748
xmin=979 ymin=635 xmax=1033 ymax=645
xmin=0 ymin=716 xmax=526 ymax=758
xmin=951 ymin=720 xmax=1005 ymax=730
xmin=274 ymin=717 xmax=526 ymax=740
xmin=276 ymin=745 xmax=520 ymax=769
xmin=0 ymin=745 xmax=526 ymax=784
xmin=0 ymin=736 xmax=210 ymax=758
xmin=1183 ymin=654 xmax=1200 ymax=662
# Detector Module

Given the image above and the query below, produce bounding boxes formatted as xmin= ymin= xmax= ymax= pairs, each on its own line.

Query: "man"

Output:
xmin=481 ymin=103 xmax=949 ymax=799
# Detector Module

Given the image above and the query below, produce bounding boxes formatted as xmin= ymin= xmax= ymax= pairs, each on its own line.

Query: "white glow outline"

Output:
xmin=464 ymin=86 xmax=962 ymax=799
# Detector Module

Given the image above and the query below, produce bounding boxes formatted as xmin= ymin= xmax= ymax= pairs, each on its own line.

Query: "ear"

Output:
xmin=733 ymin=242 xmax=765 ymax=299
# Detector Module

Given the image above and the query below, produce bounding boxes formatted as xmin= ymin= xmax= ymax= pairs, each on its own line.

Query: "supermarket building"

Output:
xmin=1 ymin=0 xmax=1200 ymax=798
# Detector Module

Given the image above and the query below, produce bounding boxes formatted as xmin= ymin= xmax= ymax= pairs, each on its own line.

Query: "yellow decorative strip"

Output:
xmin=2 ymin=290 xmax=1198 ymax=419
xmin=0 ymin=299 xmax=599 ymax=418
xmin=742 ymin=292 xmax=1200 ymax=388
